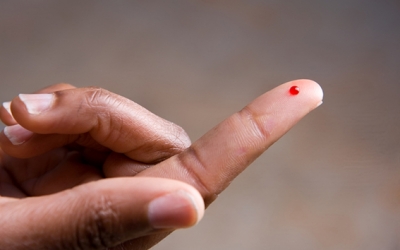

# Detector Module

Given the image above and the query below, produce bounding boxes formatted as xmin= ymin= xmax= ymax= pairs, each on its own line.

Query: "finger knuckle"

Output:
xmin=176 ymin=147 xmax=217 ymax=205
xmin=239 ymin=106 xmax=272 ymax=141
xmin=74 ymin=194 xmax=120 ymax=249
xmin=81 ymin=87 xmax=124 ymax=140
xmin=83 ymin=87 xmax=113 ymax=108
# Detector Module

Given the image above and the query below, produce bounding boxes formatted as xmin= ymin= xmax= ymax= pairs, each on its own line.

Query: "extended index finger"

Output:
xmin=139 ymin=79 xmax=323 ymax=204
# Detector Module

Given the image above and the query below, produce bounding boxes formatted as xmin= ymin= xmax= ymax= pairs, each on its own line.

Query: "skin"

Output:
xmin=0 ymin=79 xmax=323 ymax=249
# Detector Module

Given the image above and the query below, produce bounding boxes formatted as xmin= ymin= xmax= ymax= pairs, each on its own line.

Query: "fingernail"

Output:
xmin=19 ymin=93 xmax=54 ymax=115
xmin=148 ymin=190 xmax=204 ymax=229
xmin=3 ymin=125 xmax=34 ymax=145
xmin=316 ymin=100 xmax=323 ymax=108
xmin=2 ymin=102 xmax=13 ymax=117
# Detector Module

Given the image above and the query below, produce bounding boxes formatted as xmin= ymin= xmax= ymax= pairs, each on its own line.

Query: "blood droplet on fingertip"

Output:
xmin=289 ymin=86 xmax=300 ymax=95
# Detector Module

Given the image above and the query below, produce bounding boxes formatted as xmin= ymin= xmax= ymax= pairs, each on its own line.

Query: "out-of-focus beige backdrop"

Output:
xmin=1 ymin=1 xmax=399 ymax=249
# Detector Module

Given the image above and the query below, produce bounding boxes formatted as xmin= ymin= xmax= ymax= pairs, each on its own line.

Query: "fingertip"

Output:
xmin=18 ymin=93 xmax=55 ymax=115
xmin=145 ymin=178 xmax=205 ymax=229
xmin=3 ymin=102 xmax=12 ymax=116
xmin=247 ymin=79 xmax=324 ymax=120
xmin=287 ymin=79 xmax=324 ymax=108
xmin=311 ymin=81 xmax=324 ymax=104
xmin=148 ymin=188 xmax=205 ymax=229
xmin=3 ymin=125 xmax=34 ymax=146
xmin=184 ymin=184 xmax=205 ymax=225
xmin=1 ymin=102 xmax=17 ymax=125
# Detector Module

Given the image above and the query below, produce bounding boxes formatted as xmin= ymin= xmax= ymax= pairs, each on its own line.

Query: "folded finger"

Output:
xmin=0 ymin=83 xmax=76 ymax=126
xmin=0 ymin=102 xmax=15 ymax=126
xmin=1 ymin=87 xmax=190 ymax=162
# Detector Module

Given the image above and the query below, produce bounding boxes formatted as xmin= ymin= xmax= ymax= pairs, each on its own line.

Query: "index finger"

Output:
xmin=139 ymin=79 xmax=323 ymax=204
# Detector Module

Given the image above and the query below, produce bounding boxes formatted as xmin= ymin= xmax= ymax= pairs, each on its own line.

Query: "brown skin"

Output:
xmin=0 ymin=80 xmax=323 ymax=249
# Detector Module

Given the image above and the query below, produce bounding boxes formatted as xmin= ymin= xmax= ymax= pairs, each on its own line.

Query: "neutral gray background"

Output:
xmin=1 ymin=1 xmax=399 ymax=249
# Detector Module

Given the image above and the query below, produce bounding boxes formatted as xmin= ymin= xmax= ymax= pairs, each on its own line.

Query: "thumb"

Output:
xmin=0 ymin=177 xmax=204 ymax=249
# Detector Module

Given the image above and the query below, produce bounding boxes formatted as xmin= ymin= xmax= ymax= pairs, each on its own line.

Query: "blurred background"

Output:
xmin=1 ymin=0 xmax=399 ymax=249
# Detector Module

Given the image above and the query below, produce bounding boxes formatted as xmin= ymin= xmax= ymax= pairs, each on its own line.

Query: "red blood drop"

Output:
xmin=289 ymin=86 xmax=300 ymax=95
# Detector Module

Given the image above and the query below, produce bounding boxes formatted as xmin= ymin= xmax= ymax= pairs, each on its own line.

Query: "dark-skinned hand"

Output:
xmin=0 ymin=80 xmax=323 ymax=249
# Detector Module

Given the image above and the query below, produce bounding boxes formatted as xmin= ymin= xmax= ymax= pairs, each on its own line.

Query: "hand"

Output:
xmin=0 ymin=80 xmax=323 ymax=249
xmin=0 ymin=83 xmax=201 ymax=250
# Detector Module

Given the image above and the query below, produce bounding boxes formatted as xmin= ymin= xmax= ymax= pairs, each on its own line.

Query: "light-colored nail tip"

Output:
xmin=18 ymin=93 xmax=54 ymax=115
xmin=183 ymin=191 xmax=204 ymax=225
xmin=148 ymin=190 xmax=203 ymax=229
xmin=2 ymin=102 xmax=12 ymax=115
xmin=3 ymin=125 xmax=34 ymax=145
